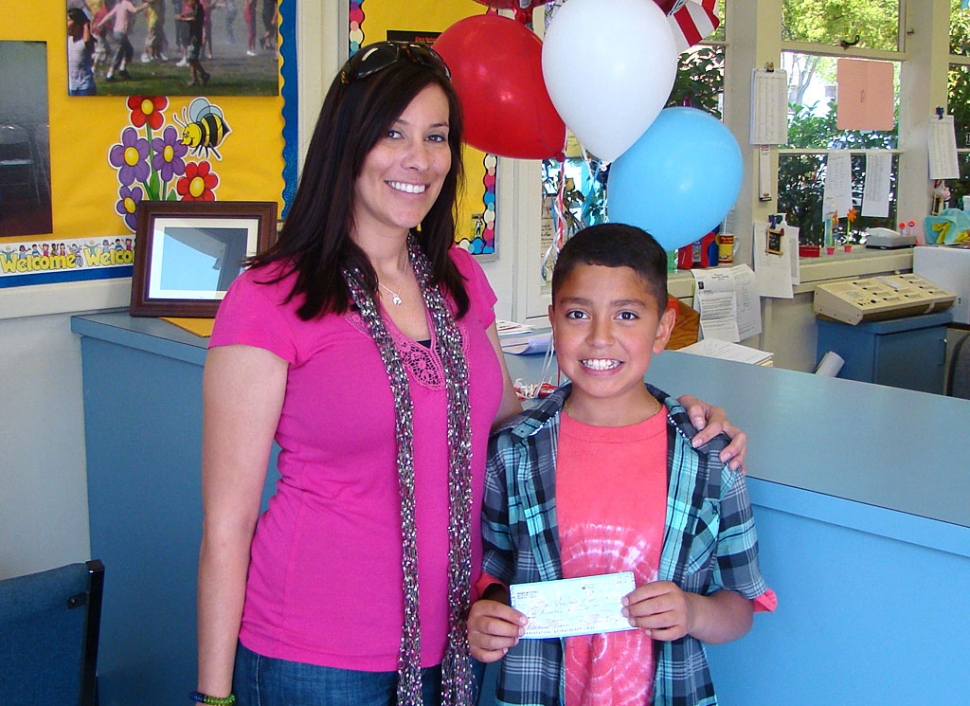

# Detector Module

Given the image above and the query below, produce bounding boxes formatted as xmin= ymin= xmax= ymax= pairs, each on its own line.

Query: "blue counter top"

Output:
xmin=508 ymin=344 xmax=970 ymax=535
xmin=71 ymin=310 xmax=208 ymax=365
xmin=74 ymin=311 xmax=970 ymax=533
xmin=73 ymin=312 xmax=970 ymax=705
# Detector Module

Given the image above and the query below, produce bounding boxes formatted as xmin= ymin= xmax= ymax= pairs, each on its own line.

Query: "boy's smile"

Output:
xmin=549 ymin=263 xmax=675 ymax=427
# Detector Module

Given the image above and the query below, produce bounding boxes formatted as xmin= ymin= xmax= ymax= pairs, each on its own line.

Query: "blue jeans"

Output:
xmin=233 ymin=642 xmax=486 ymax=706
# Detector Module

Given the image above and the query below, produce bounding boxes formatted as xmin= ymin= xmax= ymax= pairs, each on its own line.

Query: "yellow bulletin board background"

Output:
xmin=0 ymin=0 xmax=285 ymax=287
xmin=352 ymin=0 xmax=498 ymax=256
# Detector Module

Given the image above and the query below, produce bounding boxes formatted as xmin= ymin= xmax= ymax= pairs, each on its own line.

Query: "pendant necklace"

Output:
xmin=379 ymin=281 xmax=403 ymax=306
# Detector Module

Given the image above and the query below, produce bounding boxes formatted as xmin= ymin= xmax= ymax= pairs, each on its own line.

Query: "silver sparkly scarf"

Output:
xmin=342 ymin=234 xmax=474 ymax=706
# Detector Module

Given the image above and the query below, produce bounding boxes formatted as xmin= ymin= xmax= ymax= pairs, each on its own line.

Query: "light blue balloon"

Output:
xmin=607 ymin=107 xmax=743 ymax=252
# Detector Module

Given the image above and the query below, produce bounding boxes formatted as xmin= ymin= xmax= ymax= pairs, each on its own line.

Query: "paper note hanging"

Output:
xmin=928 ymin=113 xmax=960 ymax=180
xmin=750 ymin=68 xmax=789 ymax=145
xmin=861 ymin=150 xmax=892 ymax=218
xmin=822 ymin=151 xmax=853 ymax=218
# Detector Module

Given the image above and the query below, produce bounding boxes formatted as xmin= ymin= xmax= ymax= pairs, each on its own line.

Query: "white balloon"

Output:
xmin=542 ymin=0 xmax=678 ymax=162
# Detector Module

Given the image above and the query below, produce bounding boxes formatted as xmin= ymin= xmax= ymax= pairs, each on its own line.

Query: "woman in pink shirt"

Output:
xmin=196 ymin=41 xmax=747 ymax=706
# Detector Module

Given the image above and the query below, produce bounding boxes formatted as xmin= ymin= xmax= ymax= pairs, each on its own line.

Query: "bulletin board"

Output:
xmin=0 ymin=0 xmax=288 ymax=289
xmin=351 ymin=0 xmax=497 ymax=256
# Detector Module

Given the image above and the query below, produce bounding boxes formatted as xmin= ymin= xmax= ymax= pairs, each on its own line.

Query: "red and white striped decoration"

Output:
xmin=667 ymin=0 xmax=720 ymax=53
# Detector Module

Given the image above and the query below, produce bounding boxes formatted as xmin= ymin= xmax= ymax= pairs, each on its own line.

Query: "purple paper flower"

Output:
xmin=152 ymin=126 xmax=188 ymax=183
xmin=116 ymin=184 xmax=144 ymax=232
xmin=109 ymin=127 xmax=150 ymax=186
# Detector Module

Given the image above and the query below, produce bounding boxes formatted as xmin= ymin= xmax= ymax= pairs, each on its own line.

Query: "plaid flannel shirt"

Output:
xmin=481 ymin=383 xmax=771 ymax=706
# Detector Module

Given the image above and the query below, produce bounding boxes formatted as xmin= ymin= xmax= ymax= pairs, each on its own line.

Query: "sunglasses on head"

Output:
xmin=340 ymin=41 xmax=452 ymax=85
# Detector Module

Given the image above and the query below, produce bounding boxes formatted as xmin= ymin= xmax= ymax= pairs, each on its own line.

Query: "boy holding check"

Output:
xmin=469 ymin=224 xmax=775 ymax=706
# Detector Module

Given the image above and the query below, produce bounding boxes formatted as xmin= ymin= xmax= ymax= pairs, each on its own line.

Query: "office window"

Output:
xmin=709 ymin=0 xmax=727 ymax=42
xmin=668 ymin=45 xmax=725 ymax=117
xmin=782 ymin=0 xmax=900 ymax=52
xmin=948 ymin=1 xmax=970 ymax=207
xmin=951 ymin=0 xmax=970 ymax=56
xmin=778 ymin=0 xmax=902 ymax=246
xmin=778 ymin=152 xmax=899 ymax=246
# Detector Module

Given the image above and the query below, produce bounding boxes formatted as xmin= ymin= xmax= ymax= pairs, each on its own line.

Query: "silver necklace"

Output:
xmin=378 ymin=281 xmax=403 ymax=306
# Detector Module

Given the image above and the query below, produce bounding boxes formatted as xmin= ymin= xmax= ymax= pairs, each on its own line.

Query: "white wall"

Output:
xmin=0 ymin=312 xmax=89 ymax=578
xmin=0 ymin=279 xmax=130 ymax=579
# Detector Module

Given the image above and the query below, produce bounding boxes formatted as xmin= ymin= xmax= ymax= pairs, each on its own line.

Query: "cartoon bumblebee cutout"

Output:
xmin=175 ymin=97 xmax=230 ymax=159
xmin=766 ymin=213 xmax=784 ymax=256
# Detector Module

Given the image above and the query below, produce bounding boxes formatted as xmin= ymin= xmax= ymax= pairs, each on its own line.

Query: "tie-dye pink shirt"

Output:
xmin=557 ymin=408 xmax=668 ymax=706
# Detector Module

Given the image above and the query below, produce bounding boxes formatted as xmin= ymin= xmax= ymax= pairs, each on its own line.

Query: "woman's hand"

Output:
xmin=676 ymin=394 xmax=747 ymax=472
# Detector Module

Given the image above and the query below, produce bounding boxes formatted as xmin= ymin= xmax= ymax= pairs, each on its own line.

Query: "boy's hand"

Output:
xmin=468 ymin=599 xmax=528 ymax=663
xmin=677 ymin=394 xmax=747 ymax=473
xmin=621 ymin=581 xmax=692 ymax=641
xmin=623 ymin=582 xmax=754 ymax=645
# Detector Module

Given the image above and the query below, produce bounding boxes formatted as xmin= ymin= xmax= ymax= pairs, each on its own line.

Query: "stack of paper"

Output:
xmin=496 ymin=320 xmax=534 ymax=338
xmin=677 ymin=339 xmax=774 ymax=366
xmin=497 ymin=321 xmax=553 ymax=356
xmin=501 ymin=332 xmax=552 ymax=356
xmin=691 ymin=265 xmax=763 ymax=341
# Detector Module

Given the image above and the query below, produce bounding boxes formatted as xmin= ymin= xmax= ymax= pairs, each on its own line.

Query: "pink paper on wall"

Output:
xmin=837 ymin=59 xmax=895 ymax=131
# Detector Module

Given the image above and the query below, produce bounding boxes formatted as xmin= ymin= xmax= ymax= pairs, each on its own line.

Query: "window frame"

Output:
xmin=718 ymin=0 xmax=952 ymax=265
xmin=777 ymin=1 xmax=906 ymax=246
xmin=947 ymin=1 xmax=970 ymax=208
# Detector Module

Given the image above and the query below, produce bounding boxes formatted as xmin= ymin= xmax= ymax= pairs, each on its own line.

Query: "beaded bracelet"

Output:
xmin=190 ymin=691 xmax=237 ymax=705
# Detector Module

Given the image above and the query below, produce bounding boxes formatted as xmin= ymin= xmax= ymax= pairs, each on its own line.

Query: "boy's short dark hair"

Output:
xmin=551 ymin=223 xmax=669 ymax=315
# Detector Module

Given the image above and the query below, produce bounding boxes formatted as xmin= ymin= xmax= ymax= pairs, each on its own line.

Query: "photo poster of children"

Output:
xmin=355 ymin=0 xmax=498 ymax=257
xmin=68 ymin=0 xmax=279 ymax=98
xmin=0 ymin=0 xmax=288 ymax=289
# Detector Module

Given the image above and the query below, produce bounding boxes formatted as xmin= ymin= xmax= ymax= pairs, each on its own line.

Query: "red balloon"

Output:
xmin=651 ymin=0 xmax=683 ymax=14
xmin=469 ymin=0 xmax=550 ymax=8
xmin=468 ymin=0 xmax=551 ymax=24
xmin=433 ymin=14 xmax=565 ymax=160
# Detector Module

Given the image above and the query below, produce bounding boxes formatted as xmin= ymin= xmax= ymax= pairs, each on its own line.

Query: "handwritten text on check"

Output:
xmin=510 ymin=572 xmax=636 ymax=639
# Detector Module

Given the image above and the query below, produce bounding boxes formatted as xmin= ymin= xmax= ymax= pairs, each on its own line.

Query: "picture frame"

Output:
xmin=130 ymin=200 xmax=278 ymax=318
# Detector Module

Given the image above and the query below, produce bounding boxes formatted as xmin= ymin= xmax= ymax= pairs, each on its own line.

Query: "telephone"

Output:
xmin=813 ymin=273 xmax=954 ymax=325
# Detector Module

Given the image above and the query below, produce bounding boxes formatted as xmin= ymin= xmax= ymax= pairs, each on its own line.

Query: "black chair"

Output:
xmin=947 ymin=333 xmax=970 ymax=399
xmin=0 ymin=559 xmax=105 ymax=706
xmin=0 ymin=123 xmax=42 ymax=204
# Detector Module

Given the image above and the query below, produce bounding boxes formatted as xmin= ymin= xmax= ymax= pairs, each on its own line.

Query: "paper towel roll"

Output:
xmin=815 ymin=351 xmax=845 ymax=377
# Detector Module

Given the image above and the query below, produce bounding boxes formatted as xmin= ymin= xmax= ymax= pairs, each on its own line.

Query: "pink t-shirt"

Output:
xmin=209 ymin=247 xmax=504 ymax=671
xmin=101 ymin=0 xmax=139 ymax=34
xmin=557 ymin=408 xmax=668 ymax=706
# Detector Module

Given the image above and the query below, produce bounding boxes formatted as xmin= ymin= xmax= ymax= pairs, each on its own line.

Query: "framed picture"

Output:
xmin=130 ymin=200 xmax=278 ymax=317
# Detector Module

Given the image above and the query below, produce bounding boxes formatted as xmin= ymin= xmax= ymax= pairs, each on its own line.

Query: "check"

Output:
xmin=509 ymin=572 xmax=636 ymax=639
